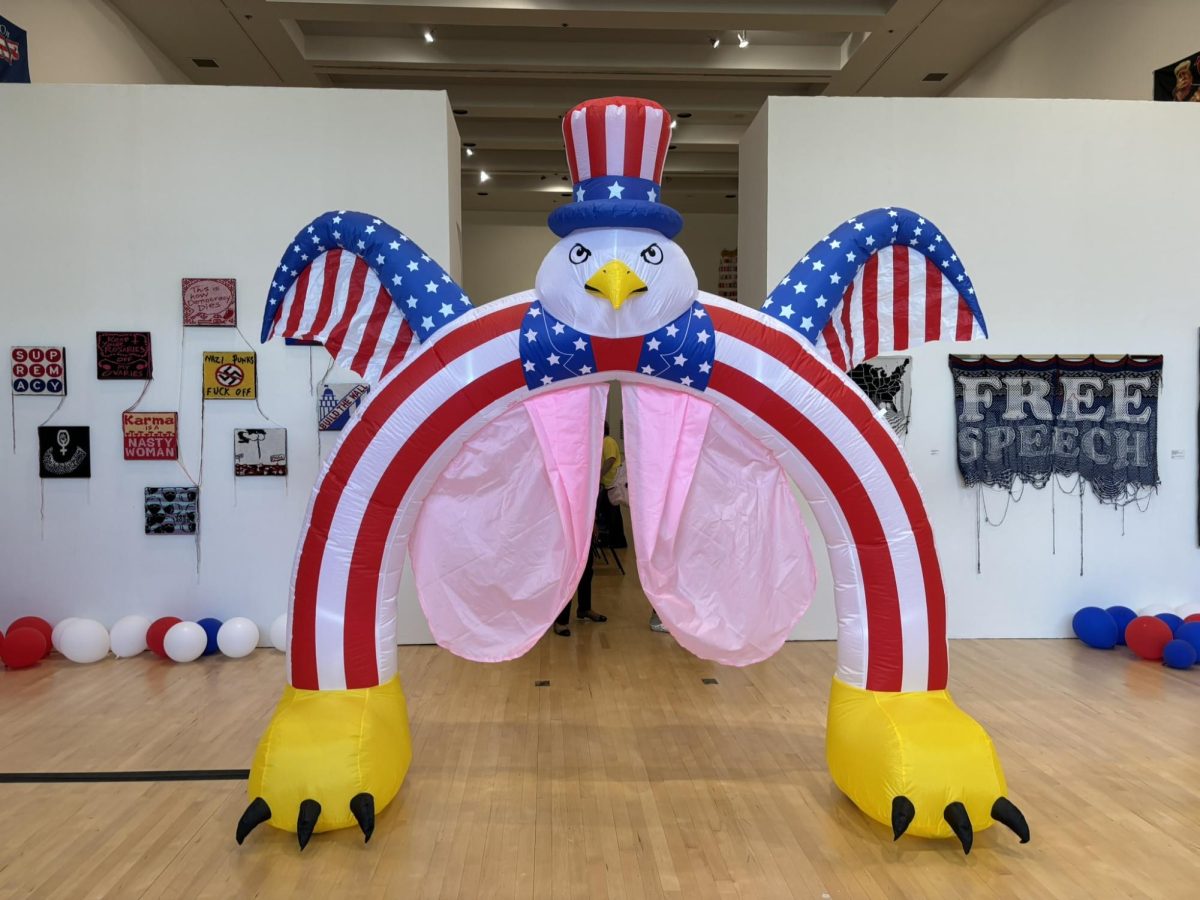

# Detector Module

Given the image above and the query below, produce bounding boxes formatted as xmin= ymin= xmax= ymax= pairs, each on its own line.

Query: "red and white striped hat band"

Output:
xmin=548 ymin=97 xmax=684 ymax=238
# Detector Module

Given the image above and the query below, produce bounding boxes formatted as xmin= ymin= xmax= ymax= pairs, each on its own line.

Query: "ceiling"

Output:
xmin=111 ymin=0 xmax=1049 ymax=214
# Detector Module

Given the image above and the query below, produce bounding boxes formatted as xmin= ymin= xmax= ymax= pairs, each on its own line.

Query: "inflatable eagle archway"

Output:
xmin=238 ymin=97 xmax=1028 ymax=854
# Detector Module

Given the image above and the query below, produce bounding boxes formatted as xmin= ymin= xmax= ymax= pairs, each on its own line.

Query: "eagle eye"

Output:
xmin=640 ymin=243 xmax=663 ymax=265
xmin=569 ymin=243 xmax=592 ymax=264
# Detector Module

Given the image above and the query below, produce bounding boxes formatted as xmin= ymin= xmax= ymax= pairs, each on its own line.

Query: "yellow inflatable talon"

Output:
xmin=826 ymin=677 xmax=1006 ymax=840
xmin=248 ymin=675 xmax=412 ymax=835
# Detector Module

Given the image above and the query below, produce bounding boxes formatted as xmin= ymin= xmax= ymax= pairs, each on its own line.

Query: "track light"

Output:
xmin=709 ymin=37 xmax=720 ymax=49
xmin=423 ymin=28 xmax=435 ymax=44
xmin=670 ymin=120 xmax=677 ymax=130
xmin=737 ymin=30 xmax=749 ymax=48
xmin=479 ymin=170 xmax=490 ymax=183
xmin=465 ymin=147 xmax=474 ymax=157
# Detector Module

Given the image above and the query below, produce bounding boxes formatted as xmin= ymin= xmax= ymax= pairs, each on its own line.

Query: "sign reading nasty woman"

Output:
xmin=123 ymin=412 xmax=178 ymax=460
xmin=949 ymin=355 xmax=1162 ymax=503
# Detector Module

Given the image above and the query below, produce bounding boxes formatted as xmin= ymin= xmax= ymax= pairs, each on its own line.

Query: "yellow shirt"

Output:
xmin=600 ymin=435 xmax=622 ymax=488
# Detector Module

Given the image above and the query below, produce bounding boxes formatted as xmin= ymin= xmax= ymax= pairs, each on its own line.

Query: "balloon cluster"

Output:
xmin=1 ymin=614 xmax=288 ymax=669
xmin=1072 ymin=605 xmax=1200 ymax=670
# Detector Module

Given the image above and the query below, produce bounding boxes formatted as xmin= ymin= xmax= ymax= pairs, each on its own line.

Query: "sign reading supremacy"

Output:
xmin=948 ymin=355 xmax=1162 ymax=503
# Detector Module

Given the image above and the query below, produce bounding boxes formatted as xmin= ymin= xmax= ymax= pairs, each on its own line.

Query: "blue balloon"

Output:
xmin=1072 ymin=606 xmax=1118 ymax=649
xmin=1163 ymin=639 xmax=1197 ymax=669
xmin=197 ymin=617 xmax=223 ymax=656
xmin=1156 ymin=613 xmax=1184 ymax=635
xmin=1105 ymin=606 xmax=1137 ymax=645
xmin=1174 ymin=621 xmax=1200 ymax=657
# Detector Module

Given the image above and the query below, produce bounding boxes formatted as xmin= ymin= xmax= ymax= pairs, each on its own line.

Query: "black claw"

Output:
xmin=350 ymin=793 xmax=376 ymax=843
xmin=297 ymin=799 xmax=321 ymax=851
xmin=991 ymin=796 xmax=1030 ymax=844
xmin=943 ymin=801 xmax=973 ymax=855
xmin=236 ymin=797 xmax=271 ymax=845
xmin=891 ymin=795 xmax=915 ymax=841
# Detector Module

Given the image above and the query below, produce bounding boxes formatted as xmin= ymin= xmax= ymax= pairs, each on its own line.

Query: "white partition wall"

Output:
xmin=742 ymin=97 xmax=1200 ymax=640
xmin=0 ymin=85 xmax=460 ymax=641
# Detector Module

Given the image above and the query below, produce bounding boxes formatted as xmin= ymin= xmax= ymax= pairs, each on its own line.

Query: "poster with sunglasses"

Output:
xmin=144 ymin=486 xmax=199 ymax=535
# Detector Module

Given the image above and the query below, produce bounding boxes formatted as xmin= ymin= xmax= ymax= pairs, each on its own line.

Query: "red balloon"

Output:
xmin=1126 ymin=616 xmax=1173 ymax=661
xmin=147 ymin=617 xmax=182 ymax=658
xmin=1185 ymin=614 xmax=1200 ymax=625
xmin=2 ymin=627 xmax=47 ymax=669
xmin=8 ymin=616 xmax=52 ymax=658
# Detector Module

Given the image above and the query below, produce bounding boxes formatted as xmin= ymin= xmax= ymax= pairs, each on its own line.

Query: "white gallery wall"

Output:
xmin=743 ymin=97 xmax=1200 ymax=640
xmin=952 ymin=0 xmax=1200 ymax=100
xmin=0 ymin=85 xmax=460 ymax=641
xmin=3 ymin=0 xmax=186 ymax=84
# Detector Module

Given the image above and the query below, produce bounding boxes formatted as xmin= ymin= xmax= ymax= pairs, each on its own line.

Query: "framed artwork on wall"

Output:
xmin=182 ymin=278 xmax=237 ymax=327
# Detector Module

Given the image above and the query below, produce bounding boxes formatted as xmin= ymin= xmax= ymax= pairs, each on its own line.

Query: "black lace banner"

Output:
xmin=949 ymin=355 xmax=1162 ymax=504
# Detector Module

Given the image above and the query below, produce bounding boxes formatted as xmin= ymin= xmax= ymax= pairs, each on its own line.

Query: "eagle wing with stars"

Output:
xmin=761 ymin=207 xmax=987 ymax=371
xmin=260 ymin=210 xmax=473 ymax=383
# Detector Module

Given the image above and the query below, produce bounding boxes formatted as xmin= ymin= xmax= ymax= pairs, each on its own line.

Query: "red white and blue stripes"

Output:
xmin=262 ymin=211 xmax=472 ymax=381
xmin=282 ymin=294 xmax=948 ymax=695
xmin=763 ymin=207 xmax=987 ymax=371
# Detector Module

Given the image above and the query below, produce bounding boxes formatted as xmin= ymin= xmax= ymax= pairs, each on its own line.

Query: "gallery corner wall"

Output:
xmin=741 ymin=96 xmax=1200 ymax=640
xmin=0 ymin=84 xmax=459 ymax=641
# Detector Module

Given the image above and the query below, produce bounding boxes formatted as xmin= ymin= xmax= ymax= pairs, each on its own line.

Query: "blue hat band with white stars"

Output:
xmin=547 ymin=175 xmax=682 ymax=239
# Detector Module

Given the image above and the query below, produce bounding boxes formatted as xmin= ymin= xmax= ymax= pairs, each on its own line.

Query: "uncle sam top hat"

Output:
xmin=547 ymin=97 xmax=683 ymax=239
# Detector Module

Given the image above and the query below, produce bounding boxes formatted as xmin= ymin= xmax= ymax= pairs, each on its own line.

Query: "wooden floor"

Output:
xmin=2 ymin=559 xmax=1198 ymax=899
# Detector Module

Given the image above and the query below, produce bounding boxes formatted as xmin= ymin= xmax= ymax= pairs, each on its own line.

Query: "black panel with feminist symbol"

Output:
xmin=38 ymin=426 xmax=91 ymax=478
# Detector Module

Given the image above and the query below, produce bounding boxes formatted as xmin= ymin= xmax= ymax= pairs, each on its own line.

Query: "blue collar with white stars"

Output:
xmin=519 ymin=300 xmax=716 ymax=392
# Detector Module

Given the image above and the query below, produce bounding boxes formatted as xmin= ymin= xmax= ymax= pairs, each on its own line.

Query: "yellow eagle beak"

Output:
xmin=584 ymin=260 xmax=648 ymax=310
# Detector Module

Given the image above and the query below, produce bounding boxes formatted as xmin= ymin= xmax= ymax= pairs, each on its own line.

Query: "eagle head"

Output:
xmin=535 ymin=227 xmax=698 ymax=339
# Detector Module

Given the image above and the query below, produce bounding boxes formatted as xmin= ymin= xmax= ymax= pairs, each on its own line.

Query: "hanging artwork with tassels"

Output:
xmin=949 ymin=355 xmax=1161 ymax=506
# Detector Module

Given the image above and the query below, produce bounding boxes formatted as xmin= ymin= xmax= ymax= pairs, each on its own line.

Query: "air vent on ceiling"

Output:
xmin=923 ymin=72 xmax=948 ymax=82
xmin=191 ymin=58 xmax=219 ymax=69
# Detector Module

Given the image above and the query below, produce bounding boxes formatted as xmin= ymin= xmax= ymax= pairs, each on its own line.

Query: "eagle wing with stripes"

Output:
xmin=762 ymin=207 xmax=987 ymax=371
xmin=260 ymin=211 xmax=473 ymax=382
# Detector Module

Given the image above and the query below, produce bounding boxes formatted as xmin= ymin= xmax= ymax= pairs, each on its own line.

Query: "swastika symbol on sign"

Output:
xmin=215 ymin=364 xmax=244 ymax=387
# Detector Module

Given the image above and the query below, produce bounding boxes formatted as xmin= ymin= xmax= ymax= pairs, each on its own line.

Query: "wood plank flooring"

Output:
xmin=1 ymin=559 xmax=1197 ymax=898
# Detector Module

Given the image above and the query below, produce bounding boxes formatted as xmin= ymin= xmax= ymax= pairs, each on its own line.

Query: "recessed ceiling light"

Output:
xmin=191 ymin=58 xmax=218 ymax=68
xmin=923 ymin=72 xmax=948 ymax=82
xmin=453 ymin=109 xmax=468 ymax=116
xmin=725 ymin=194 xmax=737 ymax=199
xmin=479 ymin=171 xmax=490 ymax=183
xmin=676 ymin=112 xmax=692 ymax=119
xmin=423 ymin=29 xmax=435 ymax=43
xmin=477 ymin=192 xmax=488 ymax=196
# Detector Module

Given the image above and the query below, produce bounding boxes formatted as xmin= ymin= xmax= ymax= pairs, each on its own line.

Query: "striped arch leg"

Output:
xmin=704 ymin=300 xmax=1023 ymax=848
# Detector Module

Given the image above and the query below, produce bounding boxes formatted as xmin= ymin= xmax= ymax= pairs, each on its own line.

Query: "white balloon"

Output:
xmin=109 ymin=615 xmax=151 ymax=658
xmin=269 ymin=614 xmax=287 ymax=652
xmin=217 ymin=617 xmax=260 ymax=658
xmin=59 ymin=619 xmax=110 ymax=664
xmin=164 ymin=621 xmax=207 ymax=663
xmin=51 ymin=618 xmax=80 ymax=653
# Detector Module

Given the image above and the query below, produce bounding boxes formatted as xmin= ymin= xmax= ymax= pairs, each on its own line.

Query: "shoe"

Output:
xmin=649 ymin=612 xmax=668 ymax=634
xmin=577 ymin=610 xmax=607 ymax=622
xmin=553 ymin=623 xmax=571 ymax=637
